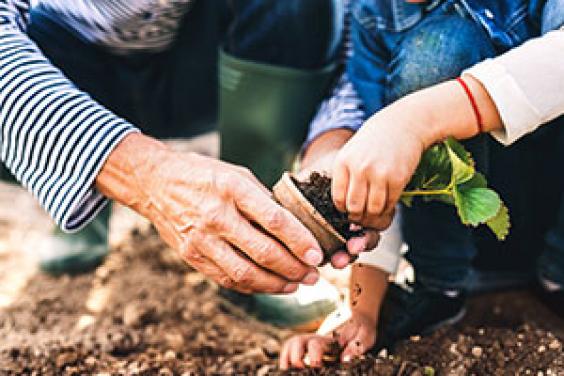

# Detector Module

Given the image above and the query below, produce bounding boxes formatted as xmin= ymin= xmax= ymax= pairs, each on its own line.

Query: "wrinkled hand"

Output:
xmin=279 ymin=312 xmax=377 ymax=369
xmin=98 ymin=134 xmax=324 ymax=294
xmin=331 ymin=109 xmax=427 ymax=231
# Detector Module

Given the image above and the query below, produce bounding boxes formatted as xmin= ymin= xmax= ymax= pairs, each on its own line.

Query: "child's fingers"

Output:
xmin=336 ymin=324 xmax=357 ymax=348
xmin=279 ymin=337 xmax=293 ymax=370
xmin=306 ymin=337 xmax=331 ymax=368
xmin=346 ymin=230 xmax=380 ymax=254
xmin=366 ymin=181 xmax=388 ymax=226
xmin=330 ymin=251 xmax=351 ymax=269
xmin=331 ymin=163 xmax=349 ymax=213
xmin=289 ymin=337 xmax=307 ymax=369
xmin=346 ymin=177 xmax=368 ymax=223
xmin=341 ymin=327 xmax=376 ymax=362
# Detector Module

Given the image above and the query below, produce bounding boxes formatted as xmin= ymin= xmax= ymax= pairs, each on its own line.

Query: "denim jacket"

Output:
xmin=352 ymin=0 xmax=545 ymax=51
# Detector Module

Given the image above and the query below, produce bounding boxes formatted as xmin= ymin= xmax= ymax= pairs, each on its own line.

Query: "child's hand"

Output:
xmin=333 ymin=312 xmax=378 ymax=362
xmin=278 ymin=313 xmax=377 ymax=370
xmin=331 ymin=105 xmax=430 ymax=231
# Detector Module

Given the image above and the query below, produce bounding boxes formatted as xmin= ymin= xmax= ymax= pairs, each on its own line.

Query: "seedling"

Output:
xmin=273 ymin=138 xmax=510 ymax=263
xmin=401 ymin=137 xmax=510 ymax=240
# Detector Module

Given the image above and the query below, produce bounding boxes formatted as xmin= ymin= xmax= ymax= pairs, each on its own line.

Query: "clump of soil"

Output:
xmin=293 ymin=172 xmax=362 ymax=240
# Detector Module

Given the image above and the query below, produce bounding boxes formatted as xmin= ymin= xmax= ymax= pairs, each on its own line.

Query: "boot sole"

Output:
xmin=422 ymin=306 xmax=467 ymax=336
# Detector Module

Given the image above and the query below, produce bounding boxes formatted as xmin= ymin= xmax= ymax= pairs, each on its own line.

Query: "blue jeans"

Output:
xmin=26 ymin=0 xmax=340 ymax=139
xmin=349 ymin=0 xmax=564 ymax=291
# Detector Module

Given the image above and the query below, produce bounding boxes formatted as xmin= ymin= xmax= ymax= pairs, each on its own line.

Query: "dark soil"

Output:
xmin=1 ymin=227 xmax=564 ymax=375
xmin=293 ymin=172 xmax=362 ymax=240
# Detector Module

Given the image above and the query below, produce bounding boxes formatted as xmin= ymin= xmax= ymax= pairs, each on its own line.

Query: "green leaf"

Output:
xmin=401 ymin=195 xmax=414 ymax=207
xmin=446 ymin=143 xmax=475 ymax=184
xmin=444 ymin=137 xmax=474 ymax=166
xmin=460 ymin=171 xmax=488 ymax=190
xmin=453 ymin=186 xmax=501 ymax=226
xmin=408 ymin=143 xmax=451 ymax=190
xmin=486 ymin=204 xmax=511 ymax=240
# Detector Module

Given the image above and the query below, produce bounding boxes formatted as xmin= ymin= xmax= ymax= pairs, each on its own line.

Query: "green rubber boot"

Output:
xmin=39 ymin=204 xmax=111 ymax=276
xmin=219 ymin=50 xmax=336 ymax=187
xmin=1 ymin=163 xmax=110 ymax=275
xmin=219 ymin=51 xmax=339 ymax=329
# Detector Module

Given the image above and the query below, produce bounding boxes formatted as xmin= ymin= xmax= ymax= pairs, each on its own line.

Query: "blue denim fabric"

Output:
xmin=348 ymin=0 xmax=564 ymax=291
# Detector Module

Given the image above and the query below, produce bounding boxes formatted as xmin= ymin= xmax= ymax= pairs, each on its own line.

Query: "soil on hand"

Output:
xmin=293 ymin=172 xmax=362 ymax=240
xmin=1 ymin=227 xmax=564 ymax=375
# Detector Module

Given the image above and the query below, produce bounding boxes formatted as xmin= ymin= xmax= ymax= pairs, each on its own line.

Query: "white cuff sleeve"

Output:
xmin=356 ymin=208 xmax=403 ymax=274
xmin=463 ymin=60 xmax=541 ymax=145
xmin=464 ymin=30 xmax=564 ymax=145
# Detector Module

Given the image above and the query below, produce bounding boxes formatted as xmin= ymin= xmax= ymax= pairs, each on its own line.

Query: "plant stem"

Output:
xmin=401 ymin=189 xmax=450 ymax=197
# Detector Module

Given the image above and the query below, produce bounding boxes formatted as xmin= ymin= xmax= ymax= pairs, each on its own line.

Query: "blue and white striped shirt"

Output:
xmin=0 ymin=0 xmax=364 ymax=232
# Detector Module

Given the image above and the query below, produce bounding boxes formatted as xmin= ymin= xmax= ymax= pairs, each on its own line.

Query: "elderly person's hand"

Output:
xmin=96 ymin=133 xmax=325 ymax=294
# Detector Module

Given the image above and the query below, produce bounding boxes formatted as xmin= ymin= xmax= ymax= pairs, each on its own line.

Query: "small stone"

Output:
xmin=471 ymin=346 xmax=483 ymax=358
xmin=538 ymin=345 xmax=547 ymax=353
xmin=185 ymin=272 xmax=206 ymax=286
xmin=548 ymin=339 xmax=561 ymax=350
xmin=164 ymin=350 xmax=176 ymax=361
xmin=165 ymin=332 xmax=185 ymax=350
xmin=257 ymin=365 xmax=271 ymax=376
xmin=123 ymin=302 xmax=156 ymax=327
xmin=201 ymin=301 xmax=216 ymax=315
xmin=262 ymin=338 xmax=280 ymax=356
xmin=85 ymin=356 xmax=97 ymax=366
xmin=56 ymin=352 xmax=78 ymax=368
xmin=377 ymin=348 xmax=388 ymax=358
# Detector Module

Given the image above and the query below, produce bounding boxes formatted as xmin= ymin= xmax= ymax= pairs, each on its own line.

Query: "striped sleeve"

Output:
xmin=305 ymin=0 xmax=366 ymax=146
xmin=0 ymin=0 xmax=139 ymax=232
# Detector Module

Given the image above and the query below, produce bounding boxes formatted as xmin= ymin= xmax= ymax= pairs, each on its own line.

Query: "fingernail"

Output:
xmin=283 ymin=283 xmax=298 ymax=293
xmin=302 ymin=271 xmax=319 ymax=285
xmin=343 ymin=355 xmax=351 ymax=362
xmin=304 ymin=249 xmax=323 ymax=266
xmin=350 ymin=223 xmax=363 ymax=231
xmin=348 ymin=238 xmax=366 ymax=254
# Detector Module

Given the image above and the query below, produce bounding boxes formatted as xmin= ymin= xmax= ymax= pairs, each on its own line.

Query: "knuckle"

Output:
xmin=231 ymin=263 xmax=253 ymax=284
xmin=347 ymin=199 xmax=364 ymax=213
xmin=253 ymin=242 xmax=276 ymax=266
xmin=286 ymin=264 xmax=308 ymax=281
xmin=203 ymin=205 xmax=227 ymax=231
xmin=353 ymin=162 xmax=372 ymax=176
xmin=217 ymin=275 xmax=235 ymax=289
xmin=265 ymin=208 xmax=288 ymax=232
xmin=216 ymin=173 xmax=238 ymax=198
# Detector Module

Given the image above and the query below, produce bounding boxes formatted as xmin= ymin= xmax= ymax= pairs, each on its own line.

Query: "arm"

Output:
xmin=0 ymin=1 xmax=137 ymax=231
xmin=333 ymin=30 xmax=564 ymax=229
xmin=1 ymin=1 xmax=324 ymax=293
xmin=279 ymin=263 xmax=388 ymax=369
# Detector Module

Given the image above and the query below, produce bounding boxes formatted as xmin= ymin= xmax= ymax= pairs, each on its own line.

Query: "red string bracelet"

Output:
xmin=456 ymin=77 xmax=484 ymax=134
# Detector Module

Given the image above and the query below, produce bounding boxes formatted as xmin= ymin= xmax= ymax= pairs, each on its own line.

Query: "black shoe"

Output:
xmin=533 ymin=279 xmax=564 ymax=318
xmin=374 ymin=282 xmax=466 ymax=350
